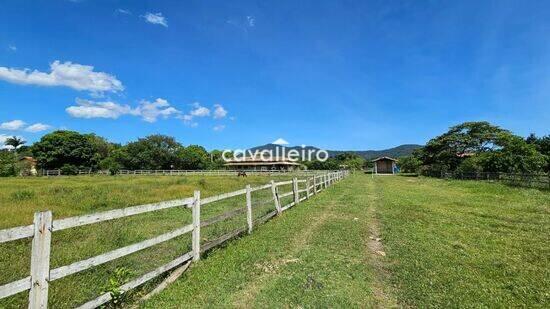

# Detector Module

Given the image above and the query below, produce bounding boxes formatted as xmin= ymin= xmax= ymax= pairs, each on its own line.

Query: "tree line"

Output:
xmin=398 ymin=121 xmax=549 ymax=175
xmin=0 ymin=130 xmax=368 ymax=176
xmin=1 ymin=131 xmax=227 ymax=176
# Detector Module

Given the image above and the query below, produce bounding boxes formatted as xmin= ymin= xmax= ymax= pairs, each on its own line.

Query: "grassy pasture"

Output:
xmin=144 ymin=174 xmax=549 ymax=308
xmin=0 ymin=175 xmax=294 ymax=308
xmin=1 ymin=174 xmax=548 ymax=308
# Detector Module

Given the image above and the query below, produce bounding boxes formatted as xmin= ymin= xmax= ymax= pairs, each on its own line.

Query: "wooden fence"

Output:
xmin=0 ymin=170 xmax=349 ymax=308
xmin=40 ymin=169 xmax=329 ymax=177
xmin=441 ymin=171 xmax=550 ymax=189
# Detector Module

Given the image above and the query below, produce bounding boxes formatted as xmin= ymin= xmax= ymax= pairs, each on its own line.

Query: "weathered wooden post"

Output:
xmin=246 ymin=185 xmax=253 ymax=234
xmin=29 ymin=211 xmax=52 ymax=309
xmin=271 ymin=180 xmax=281 ymax=214
xmin=292 ymin=178 xmax=299 ymax=204
xmin=306 ymin=177 xmax=312 ymax=199
xmin=192 ymin=190 xmax=201 ymax=261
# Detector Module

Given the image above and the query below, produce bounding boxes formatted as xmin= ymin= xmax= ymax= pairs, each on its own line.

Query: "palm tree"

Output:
xmin=5 ymin=136 xmax=26 ymax=150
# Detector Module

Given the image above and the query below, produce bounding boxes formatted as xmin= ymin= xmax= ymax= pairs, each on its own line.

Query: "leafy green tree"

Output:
xmin=207 ymin=149 xmax=226 ymax=170
xmin=304 ymin=158 xmax=340 ymax=170
xmin=31 ymin=130 xmax=97 ymax=169
xmin=179 ymin=145 xmax=209 ymax=170
xmin=526 ymin=134 xmax=550 ymax=171
xmin=398 ymin=156 xmax=422 ymax=173
xmin=117 ymin=135 xmax=183 ymax=170
xmin=0 ymin=150 xmax=19 ymax=176
xmin=418 ymin=122 xmax=546 ymax=175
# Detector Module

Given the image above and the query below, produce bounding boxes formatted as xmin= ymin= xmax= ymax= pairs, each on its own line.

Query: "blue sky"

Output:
xmin=1 ymin=0 xmax=549 ymax=150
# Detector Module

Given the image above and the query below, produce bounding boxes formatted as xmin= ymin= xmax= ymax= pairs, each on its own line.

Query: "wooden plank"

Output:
xmin=250 ymin=183 xmax=272 ymax=192
xmin=0 ymin=224 xmax=34 ymax=244
xmin=201 ymin=188 xmax=247 ymax=205
xmin=200 ymin=227 xmax=246 ymax=253
xmin=246 ymin=185 xmax=253 ymax=234
xmin=275 ymin=180 xmax=293 ymax=186
xmin=200 ymin=207 xmax=247 ymax=228
xmin=52 ymin=198 xmax=194 ymax=231
xmin=0 ymin=277 xmax=31 ymax=299
xmin=278 ymin=191 xmax=293 ymax=198
xmin=49 ymin=224 xmax=193 ymax=281
xmin=76 ymin=252 xmax=193 ymax=309
xmin=29 ymin=211 xmax=52 ymax=309
xmin=253 ymin=210 xmax=277 ymax=225
xmin=280 ymin=202 xmax=296 ymax=212
xmin=192 ymin=190 xmax=201 ymax=261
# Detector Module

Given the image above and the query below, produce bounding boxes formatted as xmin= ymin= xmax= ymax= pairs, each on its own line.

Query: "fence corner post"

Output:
xmin=29 ymin=210 xmax=52 ymax=309
xmin=271 ymin=180 xmax=282 ymax=215
xmin=192 ymin=190 xmax=201 ymax=261
xmin=245 ymin=185 xmax=253 ymax=234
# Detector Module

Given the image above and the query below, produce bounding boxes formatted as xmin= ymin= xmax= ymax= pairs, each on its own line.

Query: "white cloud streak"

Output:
xmin=272 ymin=138 xmax=289 ymax=145
xmin=213 ymin=125 xmax=226 ymax=132
xmin=66 ymin=98 xmax=181 ymax=123
xmin=143 ymin=12 xmax=168 ymax=27
xmin=0 ymin=61 xmax=124 ymax=94
xmin=25 ymin=123 xmax=52 ymax=133
xmin=0 ymin=120 xmax=26 ymax=130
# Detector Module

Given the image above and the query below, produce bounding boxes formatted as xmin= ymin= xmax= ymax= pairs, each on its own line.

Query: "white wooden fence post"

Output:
xmin=29 ymin=211 xmax=52 ymax=309
xmin=313 ymin=176 xmax=318 ymax=194
xmin=192 ymin=190 xmax=201 ymax=261
xmin=271 ymin=180 xmax=281 ymax=214
xmin=246 ymin=185 xmax=253 ymax=234
xmin=306 ymin=177 xmax=311 ymax=199
xmin=292 ymin=177 xmax=299 ymax=204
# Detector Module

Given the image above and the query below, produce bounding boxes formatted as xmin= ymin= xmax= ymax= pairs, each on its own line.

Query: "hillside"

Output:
xmin=248 ymin=144 xmax=422 ymax=160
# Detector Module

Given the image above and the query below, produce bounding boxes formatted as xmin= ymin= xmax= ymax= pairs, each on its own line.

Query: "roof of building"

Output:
xmin=19 ymin=156 xmax=37 ymax=163
xmin=371 ymin=156 xmax=398 ymax=162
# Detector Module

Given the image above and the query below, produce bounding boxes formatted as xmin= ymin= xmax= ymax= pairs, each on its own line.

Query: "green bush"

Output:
xmin=60 ymin=164 xmax=79 ymax=175
xmin=0 ymin=151 xmax=19 ymax=177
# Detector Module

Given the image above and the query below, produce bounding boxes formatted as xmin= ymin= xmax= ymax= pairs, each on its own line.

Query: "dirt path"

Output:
xmin=364 ymin=179 xmax=399 ymax=308
xmin=232 ymin=208 xmax=334 ymax=307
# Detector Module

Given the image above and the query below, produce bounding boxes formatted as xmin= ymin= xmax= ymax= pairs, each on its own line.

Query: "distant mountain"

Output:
xmin=328 ymin=144 xmax=423 ymax=159
xmin=247 ymin=143 xmax=422 ymax=160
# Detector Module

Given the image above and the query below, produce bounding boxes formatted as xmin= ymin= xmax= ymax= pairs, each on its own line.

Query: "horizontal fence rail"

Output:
xmin=441 ymin=171 xmax=550 ymax=189
xmin=39 ymin=169 xmax=333 ymax=177
xmin=0 ymin=170 xmax=349 ymax=308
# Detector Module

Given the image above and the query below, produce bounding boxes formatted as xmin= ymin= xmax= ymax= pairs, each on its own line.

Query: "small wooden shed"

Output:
xmin=372 ymin=156 xmax=397 ymax=174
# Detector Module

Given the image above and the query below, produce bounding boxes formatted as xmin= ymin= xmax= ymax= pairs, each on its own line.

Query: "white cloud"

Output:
xmin=8 ymin=45 xmax=17 ymax=52
xmin=177 ymin=103 xmax=211 ymax=126
xmin=25 ymin=123 xmax=52 ymax=133
xmin=213 ymin=125 xmax=226 ymax=132
xmin=66 ymin=98 xmax=134 ymax=119
xmin=66 ymin=98 xmax=180 ymax=123
xmin=143 ymin=12 xmax=168 ymax=27
xmin=272 ymin=138 xmax=289 ymax=145
xmin=136 ymin=98 xmax=180 ymax=123
xmin=190 ymin=102 xmax=210 ymax=117
xmin=0 ymin=61 xmax=124 ymax=94
xmin=213 ymin=104 xmax=228 ymax=119
xmin=0 ymin=120 xmax=26 ymax=130
xmin=116 ymin=9 xmax=132 ymax=15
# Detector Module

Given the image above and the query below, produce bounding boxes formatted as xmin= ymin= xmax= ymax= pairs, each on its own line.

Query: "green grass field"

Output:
xmin=1 ymin=174 xmax=549 ymax=308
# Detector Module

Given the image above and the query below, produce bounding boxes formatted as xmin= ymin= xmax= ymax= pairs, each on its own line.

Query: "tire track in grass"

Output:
xmin=365 ymin=177 xmax=399 ymax=308
xmin=231 ymin=210 xmax=333 ymax=307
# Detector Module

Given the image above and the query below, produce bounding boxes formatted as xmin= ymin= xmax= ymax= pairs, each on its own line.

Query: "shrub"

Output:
xmin=60 ymin=164 xmax=79 ymax=175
